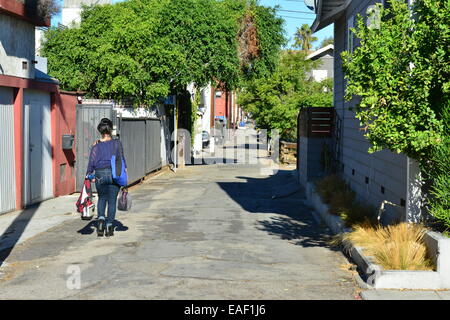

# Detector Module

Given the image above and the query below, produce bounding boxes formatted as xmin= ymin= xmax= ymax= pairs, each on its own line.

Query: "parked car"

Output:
xmin=202 ymin=131 xmax=210 ymax=149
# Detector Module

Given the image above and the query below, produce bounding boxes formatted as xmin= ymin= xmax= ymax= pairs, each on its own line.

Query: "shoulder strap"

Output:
xmin=112 ymin=139 xmax=120 ymax=157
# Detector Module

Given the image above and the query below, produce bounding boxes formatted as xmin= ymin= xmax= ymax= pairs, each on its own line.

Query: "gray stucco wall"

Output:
xmin=0 ymin=13 xmax=36 ymax=79
xmin=333 ymin=0 xmax=407 ymax=223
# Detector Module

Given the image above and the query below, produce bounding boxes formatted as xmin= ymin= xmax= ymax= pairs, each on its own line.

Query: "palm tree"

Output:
xmin=320 ymin=36 xmax=334 ymax=48
xmin=294 ymin=24 xmax=318 ymax=52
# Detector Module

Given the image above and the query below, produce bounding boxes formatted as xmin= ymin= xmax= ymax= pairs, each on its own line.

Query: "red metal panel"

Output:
xmin=52 ymin=92 xmax=77 ymax=196
xmin=215 ymin=92 xmax=226 ymax=118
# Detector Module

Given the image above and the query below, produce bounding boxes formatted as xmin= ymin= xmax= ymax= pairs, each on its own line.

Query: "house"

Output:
xmin=306 ymin=44 xmax=334 ymax=82
xmin=62 ymin=0 xmax=111 ymax=26
xmin=0 ymin=0 xmax=78 ymax=214
xmin=304 ymin=0 xmax=419 ymax=223
xmin=190 ymin=84 xmax=242 ymax=157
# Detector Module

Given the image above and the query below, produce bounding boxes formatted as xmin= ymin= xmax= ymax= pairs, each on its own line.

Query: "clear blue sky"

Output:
xmin=52 ymin=0 xmax=333 ymax=50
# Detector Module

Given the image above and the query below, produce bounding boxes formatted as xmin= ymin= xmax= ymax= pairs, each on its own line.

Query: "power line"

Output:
xmin=279 ymin=15 xmax=315 ymax=20
xmin=280 ymin=0 xmax=310 ymax=3
xmin=276 ymin=9 xmax=315 ymax=15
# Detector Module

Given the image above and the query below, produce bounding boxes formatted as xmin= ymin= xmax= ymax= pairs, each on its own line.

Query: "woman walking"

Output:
xmin=86 ymin=118 xmax=127 ymax=237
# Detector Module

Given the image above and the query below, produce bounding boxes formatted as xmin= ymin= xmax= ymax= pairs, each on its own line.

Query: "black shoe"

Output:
xmin=106 ymin=224 xmax=114 ymax=237
xmin=97 ymin=219 xmax=105 ymax=237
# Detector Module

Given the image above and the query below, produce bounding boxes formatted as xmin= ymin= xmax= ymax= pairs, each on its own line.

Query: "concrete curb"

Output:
xmin=302 ymin=180 xmax=450 ymax=290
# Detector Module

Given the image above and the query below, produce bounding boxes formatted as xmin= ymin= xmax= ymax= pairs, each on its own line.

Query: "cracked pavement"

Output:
xmin=0 ymin=152 xmax=358 ymax=299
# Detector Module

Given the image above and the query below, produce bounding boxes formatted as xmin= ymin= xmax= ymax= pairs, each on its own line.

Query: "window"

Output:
xmin=312 ymin=70 xmax=328 ymax=82
xmin=347 ymin=15 xmax=355 ymax=52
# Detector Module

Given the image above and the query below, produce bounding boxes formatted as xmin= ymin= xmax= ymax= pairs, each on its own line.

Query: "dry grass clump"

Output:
xmin=315 ymin=174 xmax=348 ymax=204
xmin=342 ymin=222 xmax=434 ymax=271
xmin=315 ymin=175 xmax=376 ymax=226
xmin=338 ymin=202 xmax=377 ymax=227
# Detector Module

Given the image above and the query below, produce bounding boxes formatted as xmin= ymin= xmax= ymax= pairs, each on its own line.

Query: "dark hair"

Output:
xmin=97 ymin=118 xmax=113 ymax=136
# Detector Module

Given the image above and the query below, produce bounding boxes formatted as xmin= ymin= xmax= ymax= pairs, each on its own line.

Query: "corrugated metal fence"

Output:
xmin=0 ymin=87 xmax=16 ymax=214
xmin=119 ymin=118 xmax=161 ymax=184
xmin=75 ymin=104 xmax=117 ymax=191
xmin=75 ymin=104 xmax=162 ymax=191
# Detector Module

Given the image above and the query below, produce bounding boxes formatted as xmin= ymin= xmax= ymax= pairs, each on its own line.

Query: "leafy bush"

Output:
xmin=426 ymin=108 xmax=450 ymax=230
xmin=341 ymin=0 xmax=449 ymax=161
xmin=342 ymin=223 xmax=434 ymax=270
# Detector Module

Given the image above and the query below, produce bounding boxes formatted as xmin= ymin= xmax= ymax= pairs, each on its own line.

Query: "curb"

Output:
xmin=303 ymin=181 xmax=450 ymax=290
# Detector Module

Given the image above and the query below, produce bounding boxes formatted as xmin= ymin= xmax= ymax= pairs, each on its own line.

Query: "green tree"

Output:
xmin=319 ymin=36 xmax=334 ymax=48
xmin=293 ymin=24 xmax=318 ymax=52
xmin=238 ymin=50 xmax=332 ymax=140
xmin=43 ymin=1 xmax=176 ymax=103
xmin=42 ymin=0 xmax=285 ymax=105
xmin=342 ymin=0 xmax=448 ymax=160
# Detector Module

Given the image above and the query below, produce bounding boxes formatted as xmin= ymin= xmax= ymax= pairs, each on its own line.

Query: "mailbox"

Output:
xmin=62 ymin=134 xmax=75 ymax=150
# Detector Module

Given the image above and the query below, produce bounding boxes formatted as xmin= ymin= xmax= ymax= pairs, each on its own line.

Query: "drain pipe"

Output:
xmin=377 ymin=200 xmax=401 ymax=223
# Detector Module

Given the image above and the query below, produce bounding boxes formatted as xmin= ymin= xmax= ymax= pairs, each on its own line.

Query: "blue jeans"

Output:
xmin=95 ymin=168 xmax=120 ymax=225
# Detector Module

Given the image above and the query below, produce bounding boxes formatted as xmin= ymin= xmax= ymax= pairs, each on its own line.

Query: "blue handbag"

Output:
xmin=111 ymin=140 xmax=128 ymax=186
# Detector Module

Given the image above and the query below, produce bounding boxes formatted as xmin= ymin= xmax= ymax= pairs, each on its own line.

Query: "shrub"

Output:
xmin=426 ymin=108 xmax=450 ymax=231
xmin=342 ymin=222 xmax=434 ymax=271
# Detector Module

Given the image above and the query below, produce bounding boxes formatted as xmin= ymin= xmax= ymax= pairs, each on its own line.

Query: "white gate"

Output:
xmin=0 ymin=87 xmax=17 ymax=214
xmin=23 ymin=90 xmax=53 ymax=206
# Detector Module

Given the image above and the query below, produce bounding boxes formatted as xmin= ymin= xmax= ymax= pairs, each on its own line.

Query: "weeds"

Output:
xmin=315 ymin=175 xmax=376 ymax=226
xmin=314 ymin=174 xmax=347 ymax=204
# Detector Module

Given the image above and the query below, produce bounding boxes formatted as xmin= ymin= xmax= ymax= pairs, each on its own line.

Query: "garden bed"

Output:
xmin=304 ymin=181 xmax=450 ymax=290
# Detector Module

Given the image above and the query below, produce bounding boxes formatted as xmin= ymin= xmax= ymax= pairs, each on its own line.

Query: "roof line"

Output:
xmin=306 ymin=44 xmax=334 ymax=60
xmin=311 ymin=0 xmax=352 ymax=32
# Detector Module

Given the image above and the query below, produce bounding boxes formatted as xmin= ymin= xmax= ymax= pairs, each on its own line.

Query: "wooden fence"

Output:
xmin=298 ymin=107 xmax=334 ymax=138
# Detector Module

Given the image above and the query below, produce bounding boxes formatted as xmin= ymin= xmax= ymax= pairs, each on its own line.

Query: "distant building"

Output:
xmin=306 ymin=44 xmax=334 ymax=82
xmin=62 ymin=0 xmax=111 ymax=26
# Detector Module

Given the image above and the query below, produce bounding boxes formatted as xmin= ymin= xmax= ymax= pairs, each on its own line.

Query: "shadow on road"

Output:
xmin=218 ymin=169 xmax=337 ymax=250
xmin=77 ymin=219 xmax=129 ymax=235
xmin=0 ymin=204 xmax=40 ymax=268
